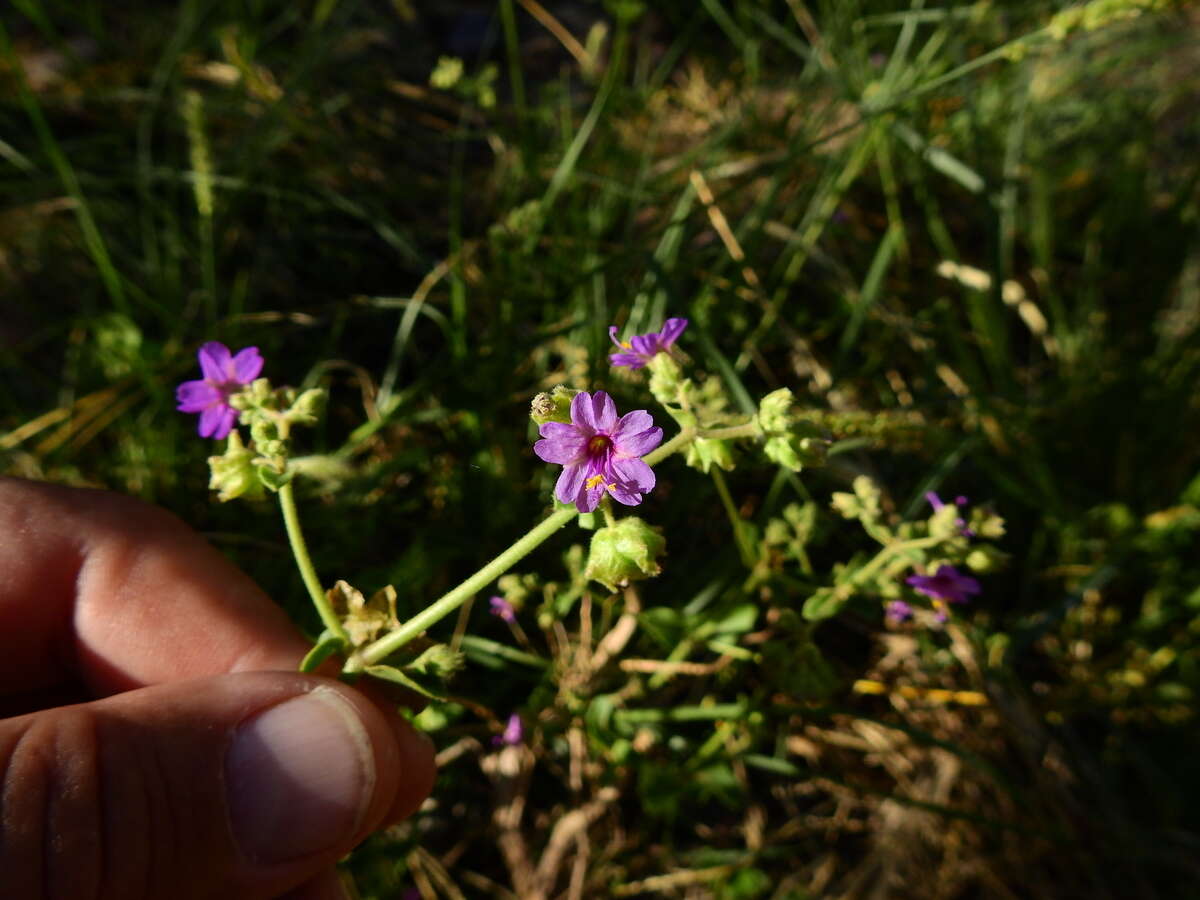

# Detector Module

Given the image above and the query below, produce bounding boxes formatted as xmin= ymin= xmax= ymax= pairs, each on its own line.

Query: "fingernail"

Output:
xmin=226 ymin=688 xmax=375 ymax=863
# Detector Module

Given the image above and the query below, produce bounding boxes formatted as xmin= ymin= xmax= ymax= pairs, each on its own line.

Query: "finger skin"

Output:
xmin=0 ymin=672 xmax=435 ymax=900
xmin=0 ymin=477 xmax=310 ymax=695
xmin=0 ymin=478 xmax=437 ymax=896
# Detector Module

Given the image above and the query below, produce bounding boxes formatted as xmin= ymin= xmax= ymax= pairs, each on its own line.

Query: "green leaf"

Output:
xmin=363 ymin=664 xmax=446 ymax=701
xmin=639 ymin=607 xmax=685 ymax=649
xmin=256 ymin=465 xmax=295 ymax=492
xmin=802 ymin=587 xmax=847 ymax=622
xmin=701 ymin=603 xmax=758 ymax=636
xmin=299 ymin=631 xmax=345 ymax=673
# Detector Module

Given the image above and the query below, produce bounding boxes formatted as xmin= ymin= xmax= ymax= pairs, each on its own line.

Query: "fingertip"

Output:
xmin=317 ymin=681 xmax=436 ymax=833
xmin=383 ymin=714 xmax=436 ymax=825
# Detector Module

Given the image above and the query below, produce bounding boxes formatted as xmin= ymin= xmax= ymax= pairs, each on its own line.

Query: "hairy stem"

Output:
xmin=354 ymin=506 xmax=578 ymax=667
xmin=279 ymin=480 xmax=349 ymax=645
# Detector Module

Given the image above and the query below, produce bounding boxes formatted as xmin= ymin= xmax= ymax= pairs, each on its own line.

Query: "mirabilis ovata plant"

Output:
xmin=177 ymin=319 xmax=1004 ymax=702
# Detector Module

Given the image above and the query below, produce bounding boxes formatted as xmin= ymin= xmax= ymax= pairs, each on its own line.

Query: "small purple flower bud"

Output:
xmin=176 ymin=341 xmax=263 ymax=439
xmin=489 ymin=595 xmax=517 ymax=624
xmin=608 ymin=317 xmax=688 ymax=369
xmin=494 ymin=713 xmax=524 ymax=747
xmin=885 ymin=600 xmax=913 ymax=623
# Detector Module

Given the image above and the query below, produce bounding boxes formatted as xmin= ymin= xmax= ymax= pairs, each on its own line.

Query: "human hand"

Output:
xmin=0 ymin=477 xmax=436 ymax=899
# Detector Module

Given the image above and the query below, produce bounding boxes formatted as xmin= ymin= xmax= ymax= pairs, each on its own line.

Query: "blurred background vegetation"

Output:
xmin=2 ymin=0 xmax=1199 ymax=896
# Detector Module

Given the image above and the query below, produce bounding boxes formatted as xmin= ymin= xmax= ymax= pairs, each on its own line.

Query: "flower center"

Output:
xmin=587 ymin=435 xmax=611 ymax=455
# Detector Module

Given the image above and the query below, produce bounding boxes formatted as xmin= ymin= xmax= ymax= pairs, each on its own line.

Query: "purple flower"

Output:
xmin=925 ymin=491 xmax=975 ymax=537
xmin=176 ymin=341 xmax=263 ymax=439
xmin=494 ymin=713 xmax=524 ymax=747
xmin=489 ymin=595 xmax=517 ymax=624
xmin=533 ymin=390 xmax=662 ymax=513
xmin=905 ymin=565 xmax=981 ymax=606
xmin=608 ymin=318 xmax=688 ymax=369
xmin=885 ymin=600 xmax=913 ymax=623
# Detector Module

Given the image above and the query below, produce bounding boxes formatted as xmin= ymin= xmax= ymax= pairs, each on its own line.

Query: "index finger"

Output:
xmin=0 ymin=477 xmax=311 ymax=698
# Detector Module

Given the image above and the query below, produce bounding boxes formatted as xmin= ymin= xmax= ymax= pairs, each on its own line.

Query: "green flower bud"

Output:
xmin=783 ymin=502 xmax=817 ymax=541
xmin=757 ymin=387 xmax=794 ymax=434
xmin=764 ymin=519 xmax=791 ymax=546
xmin=831 ymin=475 xmax=883 ymax=523
xmin=966 ymin=545 xmax=1010 ymax=573
xmin=227 ymin=390 xmax=254 ymax=412
xmin=758 ymin=388 xmax=829 ymax=472
xmin=531 ymin=385 xmax=577 ymax=426
xmin=928 ymin=503 xmax=965 ymax=540
xmin=763 ymin=434 xmax=803 ymax=472
xmin=969 ymin=508 xmax=1007 ymax=540
xmin=497 ymin=572 xmax=539 ymax=607
xmin=249 ymin=418 xmax=276 ymax=448
xmin=247 ymin=377 xmax=273 ymax=406
xmin=409 ymin=642 xmax=466 ymax=680
xmin=286 ymin=387 xmax=326 ymax=426
xmin=584 ymin=516 xmax=666 ymax=592
xmin=207 ymin=431 xmax=264 ymax=502
xmin=685 ymin=436 xmax=735 ymax=473
xmin=647 ymin=352 xmax=683 ymax=406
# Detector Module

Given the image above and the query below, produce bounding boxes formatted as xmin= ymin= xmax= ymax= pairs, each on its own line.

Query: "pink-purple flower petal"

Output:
xmin=535 ymin=423 xmax=588 ymax=464
xmin=198 ymin=404 xmax=238 ymax=439
xmin=232 ymin=346 xmax=264 ymax=382
xmin=609 ymin=352 xmax=648 ymax=369
xmin=592 ymin=391 xmax=618 ymax=430
xmin=614 ymin=427 xmax=663 ymax=459
xmin=198 ymin=341 xmax=233 ymax=382
xmin=555 ymin=463 xmax=588 ymax=508
xmin=612 ymin=409 xmax=654 ymax=438
xmin=610 ymin=456 xmax=655 ymax=493
xmin=607 ymin=482 xmax=643 ymax=506
xmin=660 ymin=317 xmax=688 ymax=345
xmin=569 ymin=391 xmax=597 ymax=431
xmin=175 ymin=380 xmax=221 ymax=412
xmin=905 ymin=565 xmax=981 ymax=605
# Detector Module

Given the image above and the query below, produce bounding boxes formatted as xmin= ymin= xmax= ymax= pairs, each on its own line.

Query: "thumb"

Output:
xmin=0 ymin=672 xmax=435 ymax=900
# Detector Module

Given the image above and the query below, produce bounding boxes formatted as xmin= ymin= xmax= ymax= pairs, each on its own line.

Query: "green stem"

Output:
xmin=615 ymin=702 xmax=746 ymax=725
xmin=354 ymin=506 xmax=578 ymax=667
xmin=852 ymin=535 xmax=943 ymax=587
xmin=643 ymin=427 xmax=696 ymax=466
xmin=711 ymin=468 xmax=755 ymax=568
xmin=698 ymin=421 xmax=760 ymax=442
xmin=279 ymin=481 xmax=349 ymax=645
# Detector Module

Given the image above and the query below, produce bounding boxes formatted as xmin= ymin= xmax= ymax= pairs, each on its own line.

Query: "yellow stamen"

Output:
xmin=620 ymin=341 xmax=632 ymax=350
xmin=584 ymin=474 xmax=617 ymax=493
